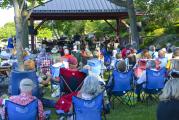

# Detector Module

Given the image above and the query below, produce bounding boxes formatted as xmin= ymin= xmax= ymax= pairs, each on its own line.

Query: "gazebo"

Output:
xmin=30 ymin=0 xmax=129 ymax=50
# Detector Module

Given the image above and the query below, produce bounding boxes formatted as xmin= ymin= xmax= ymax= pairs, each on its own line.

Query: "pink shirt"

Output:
xmin=2 ymin=92 xmax=44 ymax=120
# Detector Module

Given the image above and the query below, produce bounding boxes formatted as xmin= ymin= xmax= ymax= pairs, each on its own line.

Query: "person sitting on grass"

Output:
xmin=157 ymin=78 xmax=179 ymax=120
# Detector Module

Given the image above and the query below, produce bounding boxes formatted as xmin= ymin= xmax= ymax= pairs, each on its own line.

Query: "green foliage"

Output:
xmin=135 ymin=0 xmax=179 ymax=29
xmin=37 ymin=27 xmax=53 ymax=39
xmin=0 ymin=22 xmax=15 ymax=40
xmin=85 ymin=20 xmax=116 ymax=37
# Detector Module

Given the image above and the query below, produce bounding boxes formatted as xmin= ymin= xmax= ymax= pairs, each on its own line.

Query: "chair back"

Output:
xmin=60 ymin=68 xmax=86 ymax=93
xmin=112 ymin=70 xmax=133 ymax=92
xmin=87 ymin=59 xmax=102 ymax=76
xmin=9 ymin=70 xmax=39 ymax=98
xmin=72 ymin=93 xmax=103 ymax=120
xmin=50 ymin=65 xmax=60 ymax=78
xmin=104 ymin=54 xmax=111 ymax=68
xmin=5 ymin=99 xmax=38 ymax=120
xmin=146 ymin=68 xmax=166 ymax=89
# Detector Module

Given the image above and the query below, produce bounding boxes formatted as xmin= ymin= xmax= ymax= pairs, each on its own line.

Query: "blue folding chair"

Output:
xmin=5 ymin=99 xmax=38 ymax=120
xmin=72 ymin=93 xmax=106 ymax=120
xmin=9 ymin=70 xmax=39 ymax=98
xmin=109 ymin=70 xmax=134 ymax=107
xmin=50 ymin=65 xmax=61 ymax=93
xmin=143 ymin=68 xmax=166 ymax=102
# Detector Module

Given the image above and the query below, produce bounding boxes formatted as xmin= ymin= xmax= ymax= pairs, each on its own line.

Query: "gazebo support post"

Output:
xmin=116 ymin=18 xmax=120 ymax=43
xmin=30 ymin=19 xmax=35 ymax=52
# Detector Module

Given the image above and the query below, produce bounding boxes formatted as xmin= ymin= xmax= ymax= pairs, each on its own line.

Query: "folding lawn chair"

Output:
xmin=59 ymin=68 xmax=86 ymax=95
xmin=143 ymin=68 xmax=167 ymax=103
xmin=50 ymin=65 xmax=61 ymax=93
xmin=9 ymin=70 xmax=39 ymax=98
xmin=109 ymin=70 xmax=134 ymax=108
xmin=5 ymin=99 xmax=38 ymax=120
xmin=5 ymin=99 xmax=51 ymax=120
xmin=72 ymin=92 xmax=106 ymax=120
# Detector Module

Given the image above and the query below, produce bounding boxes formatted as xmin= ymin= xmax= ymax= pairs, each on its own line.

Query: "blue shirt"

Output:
xmin=7 ymin=37 xmax=14 ymax=48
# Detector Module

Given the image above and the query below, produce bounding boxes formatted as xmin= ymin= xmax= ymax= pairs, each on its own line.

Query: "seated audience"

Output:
xmin=157 ymin=79 xmax=179 ymax=120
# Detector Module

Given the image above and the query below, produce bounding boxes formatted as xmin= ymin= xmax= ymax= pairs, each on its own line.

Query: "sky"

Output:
xmin=0 ymin=8 xmax=14 ymax=27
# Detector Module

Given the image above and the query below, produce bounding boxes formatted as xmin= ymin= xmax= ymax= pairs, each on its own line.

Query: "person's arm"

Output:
xmin=38 ymin=100 xmax=44 ymax=120
xmin=106 ymin=75 xmax=114 ymax=89
xmin=137 ymin=71 xmax=146 ymax=85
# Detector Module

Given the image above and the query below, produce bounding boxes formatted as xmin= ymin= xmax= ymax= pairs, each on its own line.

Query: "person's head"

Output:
xmin=80 ymin=74 xmax=101 ymax=96
xmin=64 ymin=49 xmax=69 ymax=55
xmin=117 ymin=61 xmax=126 ymax=72
xmin=146 ymin=60 xmax=156 ymax=69
xmin=159 ymin=78 xmax=179 ymax=101
xmin=116 ymin=53 xmax=122 ymax=59
xmin=68 ymin=56 xmax=78 ymax=69
xmin=158 ymin=49 xmax=166 ymax=58
xmin=142 ymin=49 xmax=151 ymax=59
xmin=20 ymin=78 xmax=34 ymax=93
xmin=24 ymin=60 xmax=35 ymax=71
xmin=173 ymin=48 xmax=179 ymax=58
xmin=149 ymin=45 xmax=155 ymax=52
xmin=86 ymin=51 xmax=93 ymax=58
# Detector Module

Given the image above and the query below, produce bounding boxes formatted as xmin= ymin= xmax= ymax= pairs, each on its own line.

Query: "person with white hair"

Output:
xmin=149 ymin=45 xmax=158 ymax=59
xmin=78 ymin=75 xmax=102 ymax=100
xmin=1 ymin=78 xmax=44 ymax=120
xmin=157 ymin=79 xmax=179 ymax=120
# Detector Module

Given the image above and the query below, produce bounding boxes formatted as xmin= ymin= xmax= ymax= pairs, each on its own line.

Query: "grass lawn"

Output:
xmin=44 ymin=72 xmax=158 ymax=120
xmin=44 ymin=88 xmax=157 ymax=120
xmin=46 ymin=101 xmax=157 ymax=120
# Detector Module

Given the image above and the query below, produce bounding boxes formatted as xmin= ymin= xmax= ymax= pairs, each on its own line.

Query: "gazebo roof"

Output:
xmin=30 ymin=0 xmax=128 ymax=20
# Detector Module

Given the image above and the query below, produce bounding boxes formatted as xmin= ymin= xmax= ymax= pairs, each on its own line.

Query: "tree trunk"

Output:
xmin=22 ymin=15 xmax=29 ymax=48
xmin=22 ymin=4 xmax=29 ymax=49
xmin=13 ymin=0 xmax=24 ymax=71
xmin=126 ymin=0 xmax=140 ymax=49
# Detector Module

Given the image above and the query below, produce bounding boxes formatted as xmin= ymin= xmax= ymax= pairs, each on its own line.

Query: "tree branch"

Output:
xmin=20 ymin=0 xmax=25 ymax=14
xmin=24 ymin=0 xmax=35 ymax=23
